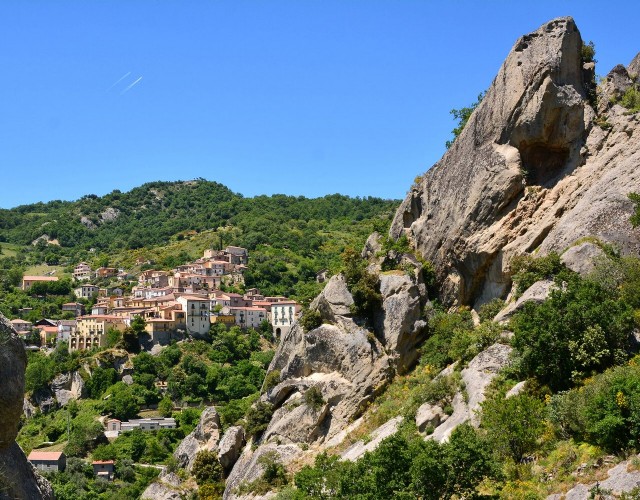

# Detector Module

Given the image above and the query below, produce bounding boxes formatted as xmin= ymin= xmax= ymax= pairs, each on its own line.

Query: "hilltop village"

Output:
xmin=12 ymin=245 xmax=301 ymax=351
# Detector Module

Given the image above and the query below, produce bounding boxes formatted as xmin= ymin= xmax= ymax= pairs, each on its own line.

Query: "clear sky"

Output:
xmin=1 ymin=1 xmax=638 ymax=209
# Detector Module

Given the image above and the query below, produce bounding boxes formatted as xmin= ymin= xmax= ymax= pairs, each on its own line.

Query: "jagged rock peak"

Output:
xmin=391 ymin=17 xmax=640 ymax=307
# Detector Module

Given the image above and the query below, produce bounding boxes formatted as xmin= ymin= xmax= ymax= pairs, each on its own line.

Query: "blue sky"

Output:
xmin=1 ymin=1 xmax=638 ymax=209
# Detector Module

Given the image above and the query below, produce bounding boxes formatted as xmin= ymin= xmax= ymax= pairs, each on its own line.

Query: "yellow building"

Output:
xmin=70 ymin=315 xmax=126 ymax=351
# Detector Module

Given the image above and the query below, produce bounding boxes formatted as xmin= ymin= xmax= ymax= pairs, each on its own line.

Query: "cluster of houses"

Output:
xmin=27 ymin=451 xmax=115 ymax=481
xmin=14 ymin=246 xmax=302 ymax=350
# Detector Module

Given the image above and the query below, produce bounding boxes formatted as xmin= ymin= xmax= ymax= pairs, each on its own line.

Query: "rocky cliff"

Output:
xmin=219 ymin=16 xmax=640 ymax=498
xmin=391 ymin=17 xmax=640 ymax=307
xmin=0 ymin=313 xmax=54 ymax=500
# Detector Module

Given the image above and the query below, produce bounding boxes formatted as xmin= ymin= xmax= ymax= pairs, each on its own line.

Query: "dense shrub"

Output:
xmin=481 ymin=393 xmax=546 ymax=462
xmin=512 ymin=274 xmax=634 ymax=391
xmin=245 ymin=402 xmax=274 ymax=439
xmin=299 ymin=309 xmax=322 ymax=333
xmin=192 ymin=450 xmax=224 ymax=486
xmin=304 ymin=386 xmax=325 ymax=410
xmin=510 ymin=252 xmax=566 ymax=295
xmin=550 ymin=361 xmax=640 ymax=452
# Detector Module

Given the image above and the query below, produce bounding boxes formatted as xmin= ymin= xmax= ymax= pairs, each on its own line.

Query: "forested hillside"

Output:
xmin=0 ymin=180 xmax=398 ymax=300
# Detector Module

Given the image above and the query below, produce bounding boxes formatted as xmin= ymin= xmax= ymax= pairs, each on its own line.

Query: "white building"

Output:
xmin=176 ymin=295 xmax=211 ymax=337
xmin=230 ymin=306 xmax=267 ymax=330
xmin=73 ymin=262 xmax=92 ymax=281
xmin=74 ymin=284 xmax=99 ymax=299
xmin=271 ymin=301 xmax=300 ymax=338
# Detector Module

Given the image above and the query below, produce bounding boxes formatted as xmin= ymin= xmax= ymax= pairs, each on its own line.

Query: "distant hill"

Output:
xmin=0 ymin=179 xmax=399 ymax=299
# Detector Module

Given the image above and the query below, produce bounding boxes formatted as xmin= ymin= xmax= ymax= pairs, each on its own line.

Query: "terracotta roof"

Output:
xmin=28 ymin=451 xmax=64 ymax=461
xmin=77 ymin=315 xmax=124 ymax=320
xmin=92 ymin=460 xmax=115 ymax=465
xmin=10 ymin=319 xmax=31 ymax=324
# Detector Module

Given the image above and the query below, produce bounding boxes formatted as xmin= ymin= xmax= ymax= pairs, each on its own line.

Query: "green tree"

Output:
xmin=192 ymin=450 xmax=224 ymax=486
xmin=630 ymin=193 xmax=640 ymax=228
xmin=445 ymin=92 xmax=486 ymax=148
xmin=481 ymin=393 xmax=546 ymax=462
xmin=158 ymin=396 xmax=174 ymax=417
xmin=512 ymin=274 xmax=634 ymax=390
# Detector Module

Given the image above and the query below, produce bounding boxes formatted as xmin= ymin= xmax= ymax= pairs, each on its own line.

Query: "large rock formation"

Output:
xmin=390 ymin=17 xmax=640 ymax=307
xmin=174 ymin=406 xmax=221 ymax=470
xmin=221 ymin=17 xmax=640 ymax=498
xmin=223 ymin=270 xmax=425 ymax=495
xmin=0 ymin=314 xmax=54 ymax=499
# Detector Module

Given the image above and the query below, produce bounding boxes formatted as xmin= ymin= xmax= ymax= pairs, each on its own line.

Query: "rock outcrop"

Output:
xmin=224 ymin=444 xmax=302 ymax=500
xmin=390 ymin=17 xmax=640 ymax=307
xmin=51 ymin=371 xmax=86 ymax=406
xmin=431 ymin=343 xmax=512 ymax=443
xmin=0 ymin=313 xmax=54 ymax=499
xmin=374 ymin=273 xmax=427 ymax=373
xmin=493 ymin=279 xmax=556 ymax=323
xmin=218 ymin=426 xmax=245 ymax=471
xmin=174 ymin=406 xmax=221 ymax=470
xmin=560 ymin=241 xmax=606 ymax=275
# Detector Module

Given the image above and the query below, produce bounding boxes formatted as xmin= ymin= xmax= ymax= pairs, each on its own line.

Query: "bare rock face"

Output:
xmin=560 ymin=241 xmax=606 ymax=275
xmin=341 ymin=416 xmax=403 ymax=462
xmin=431 ymin=343 xmax=512 ymax=443
xmin=265 ymin=321 xmax=391 ymax=441
xmin=51 ymin=371 xmax=86 ymax=406
xmin=0 ymin=313 xmax=54 ymax=499
xmin=223 ymin=444 xmax=302 ymax=500
xmin=174 ymin=406 xmax=221 ymax=470
xmin=310 ymin=274 xmax=354 ymax=322
xmin=597 ymin=64 xmax=633 ymax=114
xmin=493 ymin=279 xmax=556 ymax=323
xmin=416 ymin=403 xmax=447 ymax=433
xmin=0 ymin=317 xmax=27 ymax=448
xmin=390 ymin=17 xmax=640 ymax=308
xmin=628 ymin=52 xmax=640 ymax=78
xmin=218 ymin=426 xmax=245 ymax=470
xmin=375 ymin=273 xmax=427 ymax=373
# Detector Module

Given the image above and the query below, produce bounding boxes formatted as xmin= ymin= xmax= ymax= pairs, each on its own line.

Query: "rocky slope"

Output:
xmin=0 ymin=313 xmax=54 ymax=500
xmin=390 ymin=16 xmax=640 ymax=307
xmin=177 ymin=16 xmax=640 ymax=498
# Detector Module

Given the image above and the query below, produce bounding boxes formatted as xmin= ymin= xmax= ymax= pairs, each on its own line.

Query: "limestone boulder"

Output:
xmin=494 ymin=280 xmax=555 ymax=323
xmin=341 ymin=416 xmax=403 ymax=462
xmin=506 ymin=381 xmax=527 ymax=398
xmin=431 ymin=344 xmax=512 ymax=442
xmin=597 ymin=64 xmax=633 ymax=114
xmin=416 ymin=403 xmax=447 ymax=433
xmin=223 ymin=444 xmax=302 ymax=500
xmin=560 ymin=241 xmax=605 ymax=275
xmin=218 ymin=426 xmax=245 ymax=470
xmin=375 ymin=273 xmax=427 ymax=373
xmin=362 ymin=231 xmax=382 ymax=260
xmin=310 ymin=274 xmax=354 ymax=321
xmin=174 ymin=406 xmax=221 ymax=470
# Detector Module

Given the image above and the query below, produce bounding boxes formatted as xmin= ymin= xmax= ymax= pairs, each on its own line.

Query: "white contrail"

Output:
xmin=120 ymin=76 xmax=143 ymax=95
xmin=106 ymin=71 xmax=131 ymax=92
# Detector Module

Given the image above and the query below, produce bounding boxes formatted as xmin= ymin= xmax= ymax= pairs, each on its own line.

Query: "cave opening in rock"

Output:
xmin=518 ymin=142 xmax=570 ymax=185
